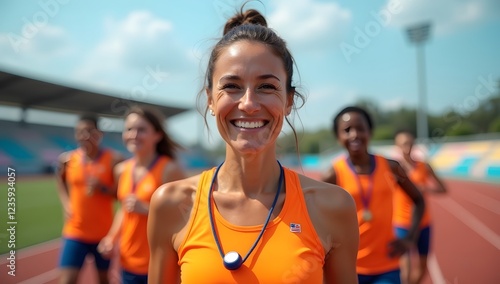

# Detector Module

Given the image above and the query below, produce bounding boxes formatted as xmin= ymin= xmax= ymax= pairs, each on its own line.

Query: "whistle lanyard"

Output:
xmin=208 ymin=161 xmax=284 ymax=270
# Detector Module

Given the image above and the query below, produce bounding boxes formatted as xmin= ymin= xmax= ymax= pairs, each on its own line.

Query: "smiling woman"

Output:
xmin=147 ymin=6 xmax=359 ymax=284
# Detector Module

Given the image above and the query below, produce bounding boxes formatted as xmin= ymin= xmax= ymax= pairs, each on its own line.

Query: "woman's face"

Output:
xmin=74 ymin=120 xmax=101 ymax=153
xmin=123 ymin=113 xmax=161 ymax=155
xmin=207 ymin=40 xmax=292 ymax=154
xmin=336 ymin=111 xmax=371 ymax=156
xmin=395 ymin=132 xmax=414 ymax=156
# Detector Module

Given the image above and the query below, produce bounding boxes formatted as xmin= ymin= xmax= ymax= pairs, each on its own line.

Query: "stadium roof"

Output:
xmin=0 ymin=69 xmax=190 ymax=119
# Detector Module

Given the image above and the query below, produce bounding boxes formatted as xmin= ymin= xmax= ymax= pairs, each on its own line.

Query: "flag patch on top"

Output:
xmin=290 ymin=223 xmax=301 ymax=233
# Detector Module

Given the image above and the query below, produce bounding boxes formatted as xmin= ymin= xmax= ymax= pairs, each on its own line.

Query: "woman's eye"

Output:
xmin=222 ymin=83 xmax=239 ymax=89
xmin=260 ymin=84 xmax=277 ymax=90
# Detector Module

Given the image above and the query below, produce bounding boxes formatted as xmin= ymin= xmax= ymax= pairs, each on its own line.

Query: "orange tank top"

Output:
xmin=117 ymin=155 xmax=170 ymax=274
xmin=63 ymin=149 xmax=115 ymax=243
xmin=177 ymin=167 xmax=325 ymax=284
xmin=393 ymin=161 xmax=431 ymax=229
xmin=333 ymin=154 xmax=400 ymax=275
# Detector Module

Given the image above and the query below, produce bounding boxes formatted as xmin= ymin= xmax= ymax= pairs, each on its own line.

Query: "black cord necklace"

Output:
xmin=208 ymin=160 xmax=284 ymax=270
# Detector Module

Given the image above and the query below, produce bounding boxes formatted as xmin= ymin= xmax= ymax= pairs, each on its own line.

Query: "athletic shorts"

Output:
xmin=394 ymin=226 xmax=431 ymax=255
xmin=59 ymin=238 xmax=110 ymax=270
xmin=358 ymin=269 xmax=401 ymax=284
xmin=122 ymin=269 xmax=148 ymax=284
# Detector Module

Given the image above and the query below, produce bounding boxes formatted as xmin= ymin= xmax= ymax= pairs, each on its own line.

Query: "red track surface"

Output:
xmin=1 ymin=178 xmax=499 ymax=283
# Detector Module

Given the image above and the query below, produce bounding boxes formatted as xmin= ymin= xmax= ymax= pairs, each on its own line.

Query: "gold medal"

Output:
xmin=362 ymin=209 xmax=372 ymax=222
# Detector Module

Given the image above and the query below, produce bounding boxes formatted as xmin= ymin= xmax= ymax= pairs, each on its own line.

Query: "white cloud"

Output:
xmin=0 ymin=24 xmax=74 ymax=67
xmin=74 ymin=11 xmax=196 ymax=91
xmin=386 ymin=0 xmax=500 ymax=36
xmin=268 ymin=0 xmax=351 ymax=52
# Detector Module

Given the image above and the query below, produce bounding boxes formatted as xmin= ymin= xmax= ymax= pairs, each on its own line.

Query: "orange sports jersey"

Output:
xmin=393 ymin=161 xmax=431 ymax=229
xmin=177 ymin=167 xmax=325 ymax=284
xmin=117 ymin=155 xmax=170 ymax=274
xmin=333 ymin=154 xmax=400 ymax=275
xmin=63 ymin=149 xmax=115 ymax=243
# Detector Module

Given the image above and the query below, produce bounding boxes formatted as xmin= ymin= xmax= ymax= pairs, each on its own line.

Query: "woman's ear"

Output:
xmin=206 ymin=88 xmax=214 ymax=112
xmin=285 ymin=91 xmax=294 ymax=116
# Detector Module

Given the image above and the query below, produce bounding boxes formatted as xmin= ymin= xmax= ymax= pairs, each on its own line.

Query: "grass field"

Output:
xmin=0 ymin=178 xmax=63 ymax=254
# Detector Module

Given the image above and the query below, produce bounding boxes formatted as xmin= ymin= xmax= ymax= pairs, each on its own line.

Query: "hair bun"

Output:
xmin=223 ymin=9 xmax=267 ymax=36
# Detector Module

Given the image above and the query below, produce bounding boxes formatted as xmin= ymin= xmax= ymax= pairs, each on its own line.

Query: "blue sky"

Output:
xmin=0 ymin=0 xmax=499 ymax=148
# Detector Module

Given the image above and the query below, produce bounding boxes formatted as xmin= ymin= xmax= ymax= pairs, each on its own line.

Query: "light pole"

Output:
xmin=406 ymin=22 xmax=431 ymax=142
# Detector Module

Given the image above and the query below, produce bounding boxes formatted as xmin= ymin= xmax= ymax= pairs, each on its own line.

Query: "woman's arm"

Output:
xmin=321 ymin=165 xmax=337 ymax=185
xmin=97 ymin=209 xmax=124 ymax=258
xmin=148 ymin=177 xmax=197 ymax=284
xmin=322 ymin=186 xmax=359 ymax=283
xmin=97 ymin=161 xmax=126 ymax=258
xmin=55 ymin=152 xmax=71 ymax=220
xmin=301 ymin=175 xmax=358 ymax=284
xmin=424 ymin=163 xmax=447 ymax=194
xmin=389 ymin=160 xmax=425 ymax=246
xmin=148 ymin=185 xmax=181 ymax=284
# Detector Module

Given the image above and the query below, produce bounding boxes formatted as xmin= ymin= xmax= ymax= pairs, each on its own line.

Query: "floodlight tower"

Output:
xmin=406 ymin=22 xmax=431 ymax=142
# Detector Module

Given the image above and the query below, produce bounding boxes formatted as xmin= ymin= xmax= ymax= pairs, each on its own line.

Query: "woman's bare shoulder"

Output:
xmin=153 ymin=174 xmax=202 ymax=207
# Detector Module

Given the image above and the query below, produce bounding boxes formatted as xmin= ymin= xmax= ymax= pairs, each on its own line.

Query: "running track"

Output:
xmin=1 ymin=178 xmax=499 ymax=283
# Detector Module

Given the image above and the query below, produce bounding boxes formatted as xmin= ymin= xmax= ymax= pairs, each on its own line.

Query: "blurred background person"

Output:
xmin=393 ymin=129 xmax=447 ymax=284
xmin=98 ymin=106 xmax=185 ymax=284
xmin=56 ymin=114 xmax=123 ymax=284
xmin=322 ymin=106 xmax=425 ymax=284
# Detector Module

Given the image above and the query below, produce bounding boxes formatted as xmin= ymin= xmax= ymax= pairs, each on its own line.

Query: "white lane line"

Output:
xmin=0 ymin=239 xmax=60 ymax=265
xmin=18 ymin=268 xmax=59 ymax=284
xmin=439 ymin=198 xmax=500 ymax=250
xmin=427 ymin=253 xmax=446 ymax=284
xmin=459 ymin=189 xmax=500 ymax=215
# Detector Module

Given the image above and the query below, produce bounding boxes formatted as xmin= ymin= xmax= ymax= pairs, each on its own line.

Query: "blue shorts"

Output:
xmin=358 ymin=269 xmax=401 ymax=284
xmin=394 ymin=226 xmax=431 ymax=255
xmin=59 ymin=238 xmax=110 ymax=270
xmin=122 ymin=269 xmax=148 ymax=284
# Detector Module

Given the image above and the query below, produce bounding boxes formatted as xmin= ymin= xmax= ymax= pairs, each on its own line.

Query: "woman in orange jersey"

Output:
xmin=56 ymin=114 xmax=123 ymax=284
xmin=393 ymin=129 xmax=447 ymax=284
xmin=97 ymin=106 xmax=185 ymax=284
xmin=321 ymin=106 xmax=425 ymax=284
xmin=147 ymin=7 xmax=359 ymax=284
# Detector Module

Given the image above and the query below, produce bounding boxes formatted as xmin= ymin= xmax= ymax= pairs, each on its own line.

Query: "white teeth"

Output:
xmin=234 ymin=121 xmax=264 ymax=129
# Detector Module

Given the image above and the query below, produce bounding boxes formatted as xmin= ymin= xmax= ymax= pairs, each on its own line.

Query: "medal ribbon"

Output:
xmin=347 ymin=155 xmax=375 ymax=211
xmin=131 ymin=154 xmax=160 ymax=194
xmin=81 ymin=148 xmax=103 ymax=187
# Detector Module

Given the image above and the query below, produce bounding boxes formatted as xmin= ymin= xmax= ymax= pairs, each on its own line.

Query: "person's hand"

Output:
xmin=97 ymin=236 xmax=114 ymax=259
xmin=387 ymin=237 xmax=413 ymax=258
xmin=123 ymin=194 xmax=148 ymax=214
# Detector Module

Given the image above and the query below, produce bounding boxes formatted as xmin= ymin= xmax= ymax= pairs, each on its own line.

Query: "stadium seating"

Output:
xmin=0 ymin=120 xmax=213 ymax=174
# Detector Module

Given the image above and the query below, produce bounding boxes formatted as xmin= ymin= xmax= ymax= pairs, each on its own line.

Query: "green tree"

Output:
xmin=373 ymin=125 xmax=395 ymax=140
xmin=446 ymin=122 xmax=475 ymax=136
xmin=488 ymin=117 xmax=500 ymax=133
